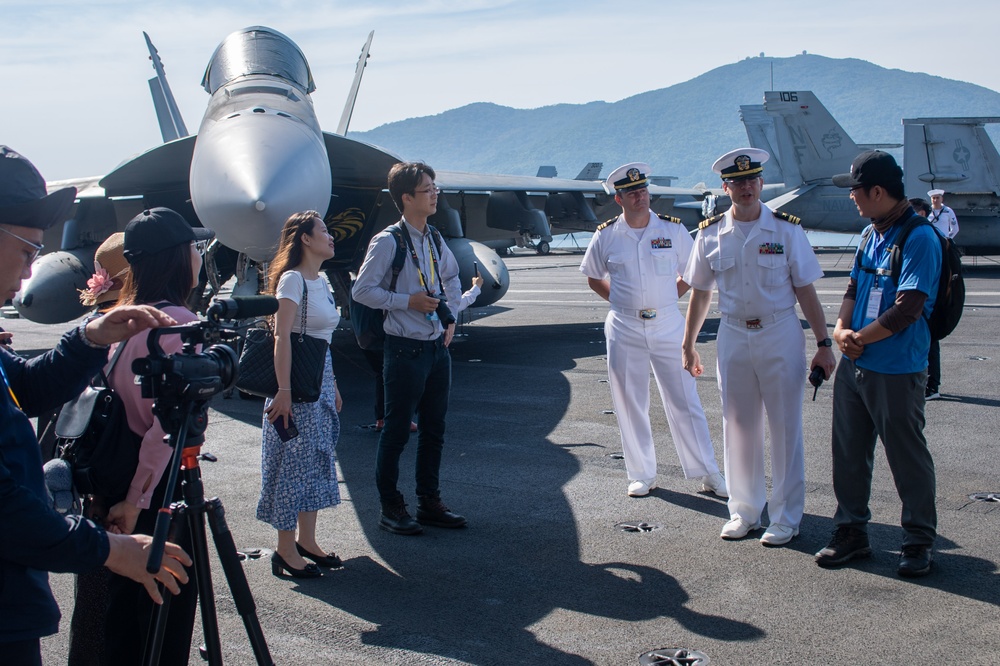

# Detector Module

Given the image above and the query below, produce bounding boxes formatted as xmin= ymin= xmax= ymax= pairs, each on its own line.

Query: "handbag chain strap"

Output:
xmin=298 ymin=271 xmax=308 ymax=342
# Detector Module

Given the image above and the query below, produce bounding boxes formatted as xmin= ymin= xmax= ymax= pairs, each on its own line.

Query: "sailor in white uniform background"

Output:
xmin=681 ymin=149 xmax=836 ymax=546
xmin=927 ymin=189 xmax=959 ymax=239
xmin=581 ymin=162 xmax=726 ymax=499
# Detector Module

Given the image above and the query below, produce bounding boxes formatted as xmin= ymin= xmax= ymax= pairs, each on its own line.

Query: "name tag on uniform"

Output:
xmin=651 ymin=238 xmax=672 ymax=249
xmin=866 ymin=288 xmax=882 ymax=320
xmin=759 ymin=242 xmax=784 ymax=254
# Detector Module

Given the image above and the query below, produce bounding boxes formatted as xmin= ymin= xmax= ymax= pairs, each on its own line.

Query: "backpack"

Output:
xmin=858 ymin=214 xmax=965 ymax=341
xmin=349 ymin=223 xmax=447 ymax=350
xmin=54 ymin=340 xmax=142 ymax=500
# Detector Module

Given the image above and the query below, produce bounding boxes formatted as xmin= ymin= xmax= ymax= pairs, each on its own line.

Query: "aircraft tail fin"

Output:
xmin=903 ymin=116 xmax=1000 ymax=195
xmin=740 ymin=104 xmax=786 ymax=185
xmin=763 ymin=91 xmax=859 ymax=186
xmin=143 ymin=32 xmax=189 ymax=143
xmin=336 ymin=30 xmax=374 ymax=136
xmin=537 ymin=166 xmax=558 ymax=178
xmin=575 ymin=162 xmax=603 ymax=180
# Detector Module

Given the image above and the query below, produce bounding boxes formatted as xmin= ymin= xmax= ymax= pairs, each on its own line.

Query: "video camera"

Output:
xmin=131 ymin=296 xmax=278 ymax=444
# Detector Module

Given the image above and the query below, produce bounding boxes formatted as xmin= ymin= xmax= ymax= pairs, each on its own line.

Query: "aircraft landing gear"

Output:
xmin=536 ymin=241 xmax=550 ymax=256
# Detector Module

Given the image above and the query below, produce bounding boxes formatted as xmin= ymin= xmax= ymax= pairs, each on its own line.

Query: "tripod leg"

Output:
xmin=206 ymin=496 xmax=275 ymax=666
xmin=143 ymin=504 xmax=186 ymax=666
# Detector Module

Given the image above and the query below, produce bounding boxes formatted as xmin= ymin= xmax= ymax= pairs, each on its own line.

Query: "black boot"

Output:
xmin=417 ymin=495 xmax=467 ymax=528
xmin=379 ymin=497 xmax=422 ymax=535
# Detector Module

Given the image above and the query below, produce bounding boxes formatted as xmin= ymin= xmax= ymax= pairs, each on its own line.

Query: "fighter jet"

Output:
xmin=737 ymin=90 xmax=1000 ymax=254
xmin=15 ymin=26 xmax=708 ymax=324
xmin=903 ymin=115 xmax=1000 ymax=254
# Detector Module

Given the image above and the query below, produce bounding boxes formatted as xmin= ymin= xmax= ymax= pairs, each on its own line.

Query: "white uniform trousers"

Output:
xmin=605 ymin=308 xmax=720 ymax=482
xmin=716 ymin=309 xmax=806 ymax=528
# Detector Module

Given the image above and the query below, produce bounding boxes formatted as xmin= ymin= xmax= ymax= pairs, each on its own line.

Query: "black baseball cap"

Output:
xmin=0 ymin=146 xmax=77 ymax=230
xmin=123 ymin=207 xmax=214 ymax=263
xmin=832 ymin=150 xmax=903 ymax=189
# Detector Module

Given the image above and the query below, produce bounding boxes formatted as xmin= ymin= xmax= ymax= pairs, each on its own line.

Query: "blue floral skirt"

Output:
xmin=256 ymin=353 xmax=340 ymax=531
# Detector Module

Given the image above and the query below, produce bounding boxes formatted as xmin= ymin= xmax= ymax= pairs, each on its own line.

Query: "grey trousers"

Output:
xmin=831 ymin=357 xmax=937 ymax=546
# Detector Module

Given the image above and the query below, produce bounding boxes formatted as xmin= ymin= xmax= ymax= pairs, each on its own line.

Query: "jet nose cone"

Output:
xmin=190 ymin=113 xmax=332 ymax=262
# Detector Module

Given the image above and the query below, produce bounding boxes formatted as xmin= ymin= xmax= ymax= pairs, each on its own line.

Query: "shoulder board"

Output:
xmin=596 ymin=217 xmax=618 ymax=232
xmin=774 ymin=211 xmax=802 ymax=225
xmin=698 ymin=214 xmax=723 ymax=230
xmin=656 ymin=213 xmax=682 ymax=224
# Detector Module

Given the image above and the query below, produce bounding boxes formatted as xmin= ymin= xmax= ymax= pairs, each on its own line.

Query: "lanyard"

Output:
xmin=0 ymin=358 xmax=21 ymax=410
xmin=400 ymin=224 xmax=441 ymax=294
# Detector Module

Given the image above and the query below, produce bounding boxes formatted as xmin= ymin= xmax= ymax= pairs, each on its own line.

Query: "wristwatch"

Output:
xmin=817 ymin=337 xmax=833 ymax=348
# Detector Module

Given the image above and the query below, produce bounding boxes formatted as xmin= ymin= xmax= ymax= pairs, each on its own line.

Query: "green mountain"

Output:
xmin=349 ymin=54 xmax=1000 ymax=187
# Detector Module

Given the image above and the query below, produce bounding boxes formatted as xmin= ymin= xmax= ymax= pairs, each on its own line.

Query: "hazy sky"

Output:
xmin=2 ymin=0 xmax=995 ymax=181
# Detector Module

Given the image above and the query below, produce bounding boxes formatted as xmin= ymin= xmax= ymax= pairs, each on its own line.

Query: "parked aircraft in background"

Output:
xmin=732 ymin=90 xmax=898 ymax=227
xmin=903 ymin=116 xmax=1000 ymax=254
xmin=738 ymin=90 xmax=1000 ymax=255
xmin=16 ymin=27 xmax=707 ymax=324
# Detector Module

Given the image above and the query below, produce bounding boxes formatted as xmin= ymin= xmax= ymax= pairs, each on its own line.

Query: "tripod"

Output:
xmin=142 ymin=402 xmax=274 ymax=666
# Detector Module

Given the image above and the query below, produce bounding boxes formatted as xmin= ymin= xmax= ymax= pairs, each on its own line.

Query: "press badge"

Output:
xmin=865 ymin=288 xmax=882 ymax=320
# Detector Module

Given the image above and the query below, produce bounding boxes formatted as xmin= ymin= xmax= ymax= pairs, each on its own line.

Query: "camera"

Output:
xmin=131 ymin=296 xmax=275 ymax=444
xmin=431 ymin=293 xmax=456 ymax=326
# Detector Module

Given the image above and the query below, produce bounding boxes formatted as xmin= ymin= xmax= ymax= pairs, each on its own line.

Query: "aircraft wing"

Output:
xmin=435 ymin=170 xmax=705 ymax=197
xmin=100 ymin=136 xmax=196 ymax=196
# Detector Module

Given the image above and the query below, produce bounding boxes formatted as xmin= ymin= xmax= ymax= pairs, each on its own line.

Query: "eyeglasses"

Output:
xmin=0 ymin=226 xmax=44 ymax=265
xmin=413 ymin=186 xmax=440 ymax=196
xmin=192 ymin=240 xmax=209 ymax=255
xmin=723 ymin=178 xmax=759 ymax=187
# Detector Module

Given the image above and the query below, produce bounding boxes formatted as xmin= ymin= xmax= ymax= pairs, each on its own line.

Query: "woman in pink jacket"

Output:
xmin=102 ymin=208 xmax=214 ymax=665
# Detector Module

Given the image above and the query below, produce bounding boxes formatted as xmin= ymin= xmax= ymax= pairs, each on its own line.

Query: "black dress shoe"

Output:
xmin=271 ymin=552 xmax=322 ymax=578
xmin=815 ymin=526 xmax=872 ymax=568
xmin=379 ymin=499 xmax=423 ymax=535
xmin=296 ymin=542 xmax=343 ymax=569
xmin=898 ymin=544 xmax=933 ymax=578
xmin=416 ymin=496 xmax=467 ymax=528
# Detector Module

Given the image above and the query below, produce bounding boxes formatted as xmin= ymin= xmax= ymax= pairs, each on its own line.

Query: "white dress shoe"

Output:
xmin=720 ymin=517 xmax=761 ymax=540
xmin=627 ymin=478 xmax=657 ymax=497
xmin=760 ymin=524 xmax=799 ymax=546
xmin=699 ymin=471 xmax=728 ymax=498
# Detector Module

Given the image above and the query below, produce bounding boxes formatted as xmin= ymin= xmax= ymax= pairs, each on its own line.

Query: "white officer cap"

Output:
xmin=604 ymin=162 xmax=651 ymax=195
xmin=928 ymin=189 xmax=945 ymax=197
xmin=712 ymin=148 xmax=769 ymax=181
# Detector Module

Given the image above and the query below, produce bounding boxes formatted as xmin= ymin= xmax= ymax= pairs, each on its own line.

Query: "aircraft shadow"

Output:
xmin=300 ymin=321 xmax=763 ymax=664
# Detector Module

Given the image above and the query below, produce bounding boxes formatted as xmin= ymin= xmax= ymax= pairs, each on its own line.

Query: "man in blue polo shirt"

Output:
xmin=815 ymin=151 xmax=941 ymax=577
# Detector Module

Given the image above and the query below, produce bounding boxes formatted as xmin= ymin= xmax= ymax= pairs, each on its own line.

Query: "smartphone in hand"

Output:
xmin=273 ymin=416 xmax=298 ymax=442
xmin=473 ymin=261 xmax=479 ymax=277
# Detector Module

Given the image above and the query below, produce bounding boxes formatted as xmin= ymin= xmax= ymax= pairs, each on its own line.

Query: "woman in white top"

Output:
xmin=256 ymin=211 xmax=343 ymax=578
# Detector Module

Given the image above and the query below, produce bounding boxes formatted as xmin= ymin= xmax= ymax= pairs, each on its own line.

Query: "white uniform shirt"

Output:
xmin=580 ymin=211 xmax=693 ymax=309
xmin=928 ymin=205 xmax=959 ymax=239
xmin=683 ymin=205 xmax=822 ymax=320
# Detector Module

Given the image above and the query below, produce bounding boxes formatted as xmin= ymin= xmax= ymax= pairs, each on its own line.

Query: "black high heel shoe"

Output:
xmin=296 ymin=542 xmax=343 ymax=569
xmin=271 ymin=552 xmax=322 ymax=578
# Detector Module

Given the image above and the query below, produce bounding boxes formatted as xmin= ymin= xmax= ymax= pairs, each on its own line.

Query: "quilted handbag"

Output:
xmin=236 ymin=274 xmax=329 ymax=403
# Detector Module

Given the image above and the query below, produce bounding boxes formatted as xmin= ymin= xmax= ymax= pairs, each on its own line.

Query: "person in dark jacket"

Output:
xmin=0 ymin=145 xmax=191 ymax=666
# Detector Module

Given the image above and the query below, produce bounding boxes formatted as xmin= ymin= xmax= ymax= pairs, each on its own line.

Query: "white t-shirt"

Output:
xmin=275 ymin=270 xmax=340 ymax=342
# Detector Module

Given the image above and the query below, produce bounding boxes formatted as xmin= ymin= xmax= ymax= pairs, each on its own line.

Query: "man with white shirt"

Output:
xmin=682 ymin=148 xmax=835 ymax=546
xmin=924 ymin=189 xmax=958 ymax=399
xmin=581 ymin=162 xmax=726 ymax=500
xmin=927 ymin=189 xmax=959 ymax=240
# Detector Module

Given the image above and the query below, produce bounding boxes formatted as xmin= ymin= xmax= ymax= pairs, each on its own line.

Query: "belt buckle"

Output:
xmin=745 ymin=318 xmax=762 ymax=329
xmin=639 ymin=308 xmax=657 ymax=320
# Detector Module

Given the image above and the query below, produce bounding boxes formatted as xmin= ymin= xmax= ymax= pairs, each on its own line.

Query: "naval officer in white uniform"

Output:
xmin=581 ymin=162 xmax=726 ymax=499
xmin=927 ymin=189 xmax=959 ymax=240
xmin=681 ymin=149 xmax=836 ymax=546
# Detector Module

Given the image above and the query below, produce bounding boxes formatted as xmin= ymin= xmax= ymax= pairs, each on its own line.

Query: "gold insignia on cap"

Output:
xmin=735 ymin=155 xmax=751 ymax=172
xmin=627 ymin=168 xmax=641 ymax=182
